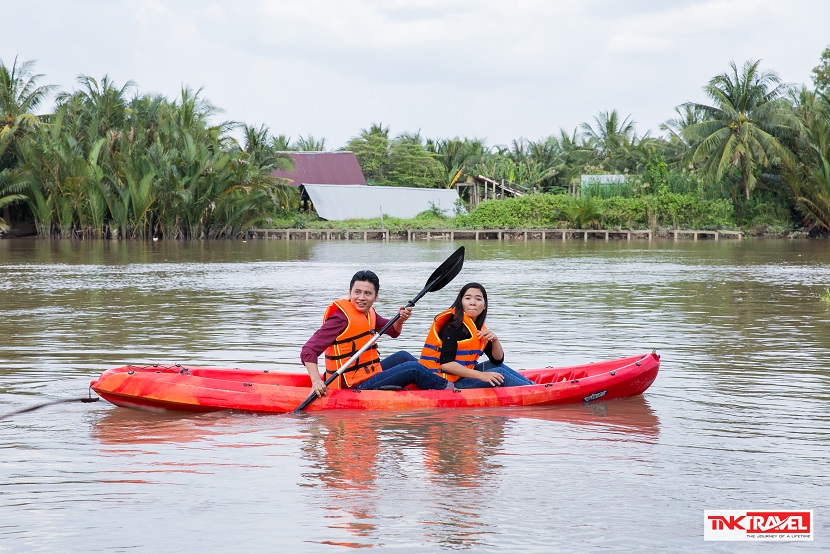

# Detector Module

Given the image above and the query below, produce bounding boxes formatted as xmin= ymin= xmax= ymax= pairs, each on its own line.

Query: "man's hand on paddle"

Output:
xmin=304 ymin=362 xmax=328 ymax=397
xmin=398 ymin=306 xmax=413 ymax=322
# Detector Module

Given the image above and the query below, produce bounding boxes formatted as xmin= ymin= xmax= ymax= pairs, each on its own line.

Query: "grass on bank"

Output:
xmin=262 ymin=191 xmax=799 ymax=237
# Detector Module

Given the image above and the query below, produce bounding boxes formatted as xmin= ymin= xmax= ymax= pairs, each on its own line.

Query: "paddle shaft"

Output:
xmin=293 ymin=277 xmax=439 ymax=413
xmin=0 ymin=397 xmax=99 ymax=422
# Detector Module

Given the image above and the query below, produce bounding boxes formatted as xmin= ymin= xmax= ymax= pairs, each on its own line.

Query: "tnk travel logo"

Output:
xmin=704 ymin=510 xmax=813 ymax=541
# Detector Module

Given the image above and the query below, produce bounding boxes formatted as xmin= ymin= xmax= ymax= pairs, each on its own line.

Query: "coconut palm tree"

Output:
xmin=781 ymin=88 xmax=830 ymax=232
xmin=580 ymin=110 xmax=648 ymax=172
xmin=660 ymin=105 xmax=706 ymax=167
xmin=682 ymin=60 xmax=797 ymax=200
xmin=294 ymin=135 xmax=326 ymax=151
xmin=0 ymin=57 xmax=56 ymax=230
xmin=425 ymin=136 xmax=488 ymax=188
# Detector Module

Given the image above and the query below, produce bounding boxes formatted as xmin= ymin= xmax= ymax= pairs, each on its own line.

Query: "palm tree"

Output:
xmin=580 ymin=110 xmax=647 ymax=172
xmin=781 ymin=88 xmax=830 ymax=232
xmin=660 ymin=105 xmax=706 ymax=167
xmin=294 ymin=135 xmax=326 ymax=151
xmin=0 ymin=57 xmax=56 ymax=142
xmin=0 ymin=57 xmax=56 ymax=229
xmin=425 ymin=136 xmax=488 ymax=188
xmin=0 ymin=130 xmax=26 ymax=232
xmin=682 ymin=60 xmax=797 ymax=200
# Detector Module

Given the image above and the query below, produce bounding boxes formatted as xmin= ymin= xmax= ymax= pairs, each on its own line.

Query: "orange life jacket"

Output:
xmin=323 ymin=299 xmax=383 ymax=388
xmin=419 ymin=308 xmax=487 ymax=382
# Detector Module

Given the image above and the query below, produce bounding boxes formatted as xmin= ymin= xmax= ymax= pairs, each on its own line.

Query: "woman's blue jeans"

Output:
xmin=353 ymin=350 xmax=449 ymax=391
xmin=452 ymin=360 xmax=535 ymax=389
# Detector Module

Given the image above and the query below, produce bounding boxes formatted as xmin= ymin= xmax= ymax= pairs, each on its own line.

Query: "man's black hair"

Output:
xmin=350 ymin=270 xmax=380 ymax=293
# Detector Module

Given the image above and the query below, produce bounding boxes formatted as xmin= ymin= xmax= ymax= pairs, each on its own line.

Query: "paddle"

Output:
xmin=0 ymin=397 xmax=99 ymax=422
xmin=293 ymin=246 xmax=466 ymax=413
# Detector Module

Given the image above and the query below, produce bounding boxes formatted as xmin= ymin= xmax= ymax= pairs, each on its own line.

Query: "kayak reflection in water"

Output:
xmin=420 ymin=282 xmax=534 ymax=388
xmin=301 ymin=270 xmax=450 ymax=397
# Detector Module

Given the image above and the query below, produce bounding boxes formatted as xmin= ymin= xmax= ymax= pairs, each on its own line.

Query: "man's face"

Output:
xmin=348 ymin=280 xmax=377 ymax=314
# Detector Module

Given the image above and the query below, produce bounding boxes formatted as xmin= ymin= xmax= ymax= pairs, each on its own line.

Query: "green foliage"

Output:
xmin=682 ymin=59 xmax=797 ymax=201
xmin=459 ymin=192 xmax=735 ymax=230
xmin=11 ymin=74 xmax=291 ymax=239
xmin=643 ymin=193 xmax=734 ymax=229
xmin=642 ymin=153 xmax=668 ymax=189
xmin=346 ymin=126 xmax=442 ymax=188
xmin=294 ymin=135 xmax=326 ymax=151
xmin=4 ymin=56 xmax=828 ymax=238
xmin=735 ymin=192 xmax=794 ymax=228
xmin=460 ymin=194 xmax=571 ymax=228
xmin=597 ymin=196 xmax=649 ymax=228
xmin=820 ymin=289 xmax=830 ymax=305
xmin=386 ymin=133 xmax=443 ymax=188
xmin=811 ymin=45 xmax=830 ymax=94
xmin=555 ymin=196 xmax=604 ymax=229
xmin=781 ymin=89 xmax=830 ymax=233
xmin=344 ymin=123 xmax=391 ymax=184
xmin=425 ymin=136 xmax=487 ymax=188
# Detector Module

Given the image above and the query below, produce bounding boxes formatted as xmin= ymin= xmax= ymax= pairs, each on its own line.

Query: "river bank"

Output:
xmin=248 ymin=227 xmax=746 ymax=241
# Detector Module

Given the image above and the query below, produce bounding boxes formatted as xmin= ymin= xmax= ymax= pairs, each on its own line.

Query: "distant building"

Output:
xmin=301 ymin=184 xmax=462 ymax=221
xmin=268 ymin=151 xmax=461 ymax=220
xmin=270 ymin=151 xmax=367 ymax=187
xmin=580 ymin=174 xmax=627 ymax=188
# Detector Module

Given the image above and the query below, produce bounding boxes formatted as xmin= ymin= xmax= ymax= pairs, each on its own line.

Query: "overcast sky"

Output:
xmin=4 ymin=0 xmax=829 ymax=149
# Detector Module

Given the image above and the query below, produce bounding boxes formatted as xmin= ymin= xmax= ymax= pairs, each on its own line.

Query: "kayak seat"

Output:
xmin=377 ymin=385 xmax=403 ymax=391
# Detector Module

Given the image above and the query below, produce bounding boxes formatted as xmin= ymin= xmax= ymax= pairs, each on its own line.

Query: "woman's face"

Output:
xmin=461 ymin=288 xmax=486 ymax=319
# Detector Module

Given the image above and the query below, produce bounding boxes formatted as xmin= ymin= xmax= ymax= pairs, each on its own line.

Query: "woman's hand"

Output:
xmin=477 ymin=328 xmax=498 ymax=343
xmin=477 ymin=371 xmax=504 ymax=386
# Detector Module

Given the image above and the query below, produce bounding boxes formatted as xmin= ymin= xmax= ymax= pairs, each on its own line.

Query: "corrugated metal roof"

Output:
xmin=580 ymin=174 xmax=627 ymax=186
xmin=302 ymin=184 xmax=462 ymax=221
xmin=270 ymin=152 xmax=367 ymax=187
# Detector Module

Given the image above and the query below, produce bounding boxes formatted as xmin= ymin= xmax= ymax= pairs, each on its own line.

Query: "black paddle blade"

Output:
xmin=425 ymin=246 xmax=465 ymax=293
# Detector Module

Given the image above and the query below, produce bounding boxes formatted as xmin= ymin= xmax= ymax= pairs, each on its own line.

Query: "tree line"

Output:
xmin=2 ymin=51 xmax=830 ymax=238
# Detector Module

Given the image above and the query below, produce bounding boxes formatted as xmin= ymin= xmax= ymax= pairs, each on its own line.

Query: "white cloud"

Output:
xmin=2 ymin=0 xmax=828 ymax=148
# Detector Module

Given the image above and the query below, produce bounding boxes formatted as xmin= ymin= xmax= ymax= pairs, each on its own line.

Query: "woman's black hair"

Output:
xmin=448 ymin=282 xmax=488 ymax=329
xmin=350 ymin=270 xmax=380 ymax=293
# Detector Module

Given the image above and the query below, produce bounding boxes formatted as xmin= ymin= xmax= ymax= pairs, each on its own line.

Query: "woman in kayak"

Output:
xmin=420 ymin=282 xmax=534 ymax=388
xmin=301 ymin=270 xmax=451 ymax=397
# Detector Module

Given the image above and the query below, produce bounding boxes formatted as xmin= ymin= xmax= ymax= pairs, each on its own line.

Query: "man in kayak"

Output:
xmin=302 ymin=270 xmax=451 ymax=397
xmin=420 ymin=282 xmax=534 ymax=388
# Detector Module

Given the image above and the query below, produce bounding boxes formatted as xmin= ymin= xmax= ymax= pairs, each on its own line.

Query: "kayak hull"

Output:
xmin=90 ymin=352 xmax=659 ymax=414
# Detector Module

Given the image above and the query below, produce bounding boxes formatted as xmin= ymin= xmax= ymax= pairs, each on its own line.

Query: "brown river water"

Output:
xmin=1 ymin=238 xmax=828 ymax=552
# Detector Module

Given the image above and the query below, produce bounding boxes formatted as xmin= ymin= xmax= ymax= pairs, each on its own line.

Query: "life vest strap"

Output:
xmin=325 ymin=343 xmax=378 ymax=362
xmin=332 ymin=329 xmax=375 ymax=345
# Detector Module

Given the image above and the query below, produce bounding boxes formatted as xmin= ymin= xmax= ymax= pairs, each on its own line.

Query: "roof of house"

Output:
xmin=301 ymin=184 xmax=462 ymax=221
xmin=580 ymin=174 xmax=627 ymax=185
xmin=270 ymin=152 xmax=367 ymax=187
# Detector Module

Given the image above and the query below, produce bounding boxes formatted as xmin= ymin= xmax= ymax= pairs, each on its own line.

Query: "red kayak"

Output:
xmin=89 ymin=352 xmax=659 ymax=413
